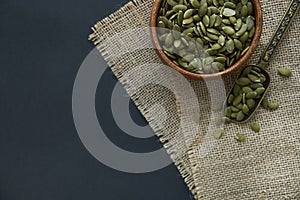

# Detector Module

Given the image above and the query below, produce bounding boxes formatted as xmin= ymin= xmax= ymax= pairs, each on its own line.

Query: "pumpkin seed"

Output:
xmin=261 ymin=98 xmax=269 ymax=109
xmin=277 ymin=67 xmax=292 ymax=77
xmin=239 ymin=31 xmax=249 ymax=43
xmin=193 ymin=14 xmax=201 ymax=22
xmin=231 ymin=106 xmax=240 ymax=112
xmin=241 ymin=5 xmax=248 ymax=17
xmin=233 ymin=84 xmax=241 ymax=96
xmin=190 ymin=0 xmax=201 ymax=8
xmin=235 ymin=18 xmax=242 ymax=30
xmin=242 ymin=104 xmax=249 ymax=114
xmin=234 ymin=39 xmax=243 ymax=50
xmin=177 ymin=10 xmax=184 ymax=26
xmin=236 ymin=24 xmax=248 ymax=36
xmin=211 ymin=43 xmax=222 ymax=50
xmin=236 ymin=77 xmax=251 ymax=86
xmin=228 ymin=94 xmax=234 ymax=104
xmin=241 ymin=0 xmax=248 ymax=6
xmin=198 ymin=2 xmax=208 ymax=16
xmin=226 ymin=39 xmax=235 ymax=53
xmin=248 ymin=74 xmax=260 ymax=82
xmin=202 ymin=15 xmax=210 ymax=27
xmin=250 ymin=123 xmax=260 ymax=132
xmin=235 ymin=133 xmax=246 ymax=142
xmin=249 ymin=26 xmax=255 ymax=38
xmin=224 ymin=2 xmax=236 ymax=9
xmin=247 ymin=2 xmax=254 ymax=15
xmin=214 ymin=128 xmax=224 ymax=139
xmin=214 ymin=15 xmax=222 ymax=27
xmin=233 ymin=95 xmax=242 ymax=106
xmin=173 ymin=4 xmax=188 ymax=12
xmin=209 ymin=14 xmax=217 ymax=27
xmin=246 ymin=16 xmax=255 ymax=31
xmin=229 ymin=16 xmax=237 ymax=24
xmin=184 ymin=9 xmax=195 ymax=18
xmin=167 ymin=0 xmax=178 ymax=7
xmin=246 ymin=91 xmax=257 ymax=99
xmin=246 ymin=99 xmax=255 ymax=109
xmin=222 ymin=19 xmax=231 ymax=25
xmin=223 ymin=8 xmax=236 ymax=17
xmin=268 ymin=102 xmax=279 ymax=110
xmin=214 ymin=56 xmax=227 ymax=63
xmin=255 ymin=87 xmax=265 ymax=95
xmin=236 ymin=111 xmax=245 ymax=121
xmin=183 ymin=17 xmax=194 ymax=24
xmin=242 ymin=86 xmax=252 ymax=93
xmin=222 ymin=26 xmax=235 ymax=35
xmin=218 ymin=35 xmax=226 ymax=46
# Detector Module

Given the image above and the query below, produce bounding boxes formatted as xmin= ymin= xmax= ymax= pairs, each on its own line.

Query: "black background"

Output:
xmin=0 ymin=0 xmax=191 ymax=199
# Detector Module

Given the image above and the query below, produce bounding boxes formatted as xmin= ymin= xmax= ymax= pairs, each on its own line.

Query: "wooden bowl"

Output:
xmin=150 ymin=0 xmax=263 ymax=79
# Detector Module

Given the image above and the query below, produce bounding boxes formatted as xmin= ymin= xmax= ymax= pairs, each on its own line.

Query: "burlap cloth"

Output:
xmin=89 ymin=0 xmax=300 ymax=199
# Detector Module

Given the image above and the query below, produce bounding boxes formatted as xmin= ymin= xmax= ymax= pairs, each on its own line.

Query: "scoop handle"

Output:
xmin=258 ymin=0 xmax=300 ymax=68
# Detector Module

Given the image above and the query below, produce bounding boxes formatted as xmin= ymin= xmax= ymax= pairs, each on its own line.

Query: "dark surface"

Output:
xmin=0 ymin=0 xmax=191 ymax=199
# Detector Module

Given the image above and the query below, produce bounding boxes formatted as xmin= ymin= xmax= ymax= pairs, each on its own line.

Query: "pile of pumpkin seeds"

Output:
xmin=157 ymin=0 xmax=256 ymax=74
xmin=226 ymin=65 xmax=267 ymax=122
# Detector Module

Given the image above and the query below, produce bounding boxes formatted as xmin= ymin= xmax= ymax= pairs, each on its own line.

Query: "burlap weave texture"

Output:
xmin=89 ymin=0 xmax=300 ymax=199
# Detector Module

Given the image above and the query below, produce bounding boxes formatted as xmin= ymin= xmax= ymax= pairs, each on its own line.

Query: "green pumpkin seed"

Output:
xmin=277 ymin=67 xmax=292 ymax=77
xmin=222 ymin=26 xmax=235 ymax=35
xmin=196 ymin=26 xmax=204 ymax=37
xmin=209 ymin=14 xmax=217 ymax=27
xmin=239 ymin=31 xmax=249 ymax=43
xmin=246 ymin=99 xmax=255 ymax=109
xmin=224 ymin=2 xmax=236 ymax=9
xmin=248 ymin=26 xmax=255 ymax=38
xmin=231 ymin=106 xmax=240 ymax=112
xmin=242 ymin=86 xmax=252 ymax=93
xmin=248 ymin=74 xmax=260 ymax=82
xmin=177 ymin=10 xmax=184 ymax=26
xmin=222 ymin=19 xmax=231 ymax=25
xmin=236 ymin=103 xmax=243 ymax=109
xmin=233 ymin=84 xmax=241 ymax=96
xmin=183 ymin=17 xmax=194 ymax=24
xmin=235 ymin=133 xmax=246 ymax=141
xmin=233 ymin=39 xmax=243 ymax=50
xmin=250 ymin=123 xmax=260 ymax=133
xmin=164 ymin=50 xmax=177 ymax=59
xmin=236 ymin=111 xmax=245 ymax=121
xmin=226 ymin=39 xmax=235 ymax=53
xmin=199 ymin=21 xmax=207 ymax=34
xmin=223 ymin=8 xmax=236 ymax=17
xmin=236 ymin=24 xmax=248 ymax=36
xmin=241 ymin=46 xmax=250 ymax=56
xmin=214 ymin=128 xmax=224 ymax=139
xmin=207 ymin=28 xmax=220 ymax=35
xmin=246 ymin=16 xmax=254 ymax=31
xmin=246 ymin=91 xmax=257 ymax=99
xmin=242 ymin=104 xmax=249 ymax=114
xmin=173 ymin=4 xmax=188 ymax=12
xmin=268 ymin=102 xmax=279 ymax=110
xmin=158 ymin=16 xmax=173 ymax=28
xmin=202 ymin=15 xmax=210 ymax=27
xmin=241 ymin=0 xmax=248 ymax=5
xmin=261 ymin=98 xmax=269 ymax=109
xmin=211 ymin=43 xmax=222 ymax=50
xmin=235 ymin=18 xmax=242 ymax=30
xmin=183 ymin=27 xmax=194 ymax=34
xmin=231 ymin=112 xmax=238 ymax=118
xmin=167 ymin=0 xmax=178 ymax=7
xmin=214 ymin=56 xmax=226 ymax=63
xmin=250 ymin=83 xmax=263 ymax=89
xmin=228 ymin=94 xmax=234 ymax=104
xmin=218 ymin=35 xmax=226 ymax=46
xmin=193 ymin=14 xmax=201 ymax=22
xmin=255 ymin=87 xmax=265 ymax=95
xmin=223 ymin=116 xmax=232 ymax=124
xmin=206 ymin=48 xmax=218 ymax=55
xmin=214 ymin=15 xmax=222 ymax=27
xmin=259 ymin=74 xmax=266 ymax=83
xmin=212 ymin=61 xmax=225 ymax=70
xmin=242 ymin=92 xmax=246 ymax=104
xmin=229 ymin=16 xmax=237 ymax=24
xmin=247 ymin=2 xmax=253 ymax=15
xmin=157 ymin=21 xmax=166 ymax=28
xmin=241 ymin=5 xmax=248 ymax=17
xmin=183 ymin=54 xmax=195 ymax=62
xmin=209 ymin=6 xmax=220 ymax=14
xmin=198 ymin=2 xmax=208 ymax=16
xmin=225 ymin=107 xmax=232 ymax=117
xmin=236 ymin=77 xmax=251 ymax=86
xmin=184 ymin=9 xmax=195 ymax=19
xmin=190 ymin=0 xmax=201 ymax=8
xmin=233 ymin=95 xmax=242 ymax=106
xmin=212 ymin=0 xmax=219 ymax=7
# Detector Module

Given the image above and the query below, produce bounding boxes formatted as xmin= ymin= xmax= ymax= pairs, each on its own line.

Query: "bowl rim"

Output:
xmin=150 ymin=0 xmax=263 ymax=79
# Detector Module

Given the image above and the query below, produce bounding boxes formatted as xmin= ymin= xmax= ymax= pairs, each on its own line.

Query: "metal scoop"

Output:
xmin=225 ymin=0 xmax=300 ymax=123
